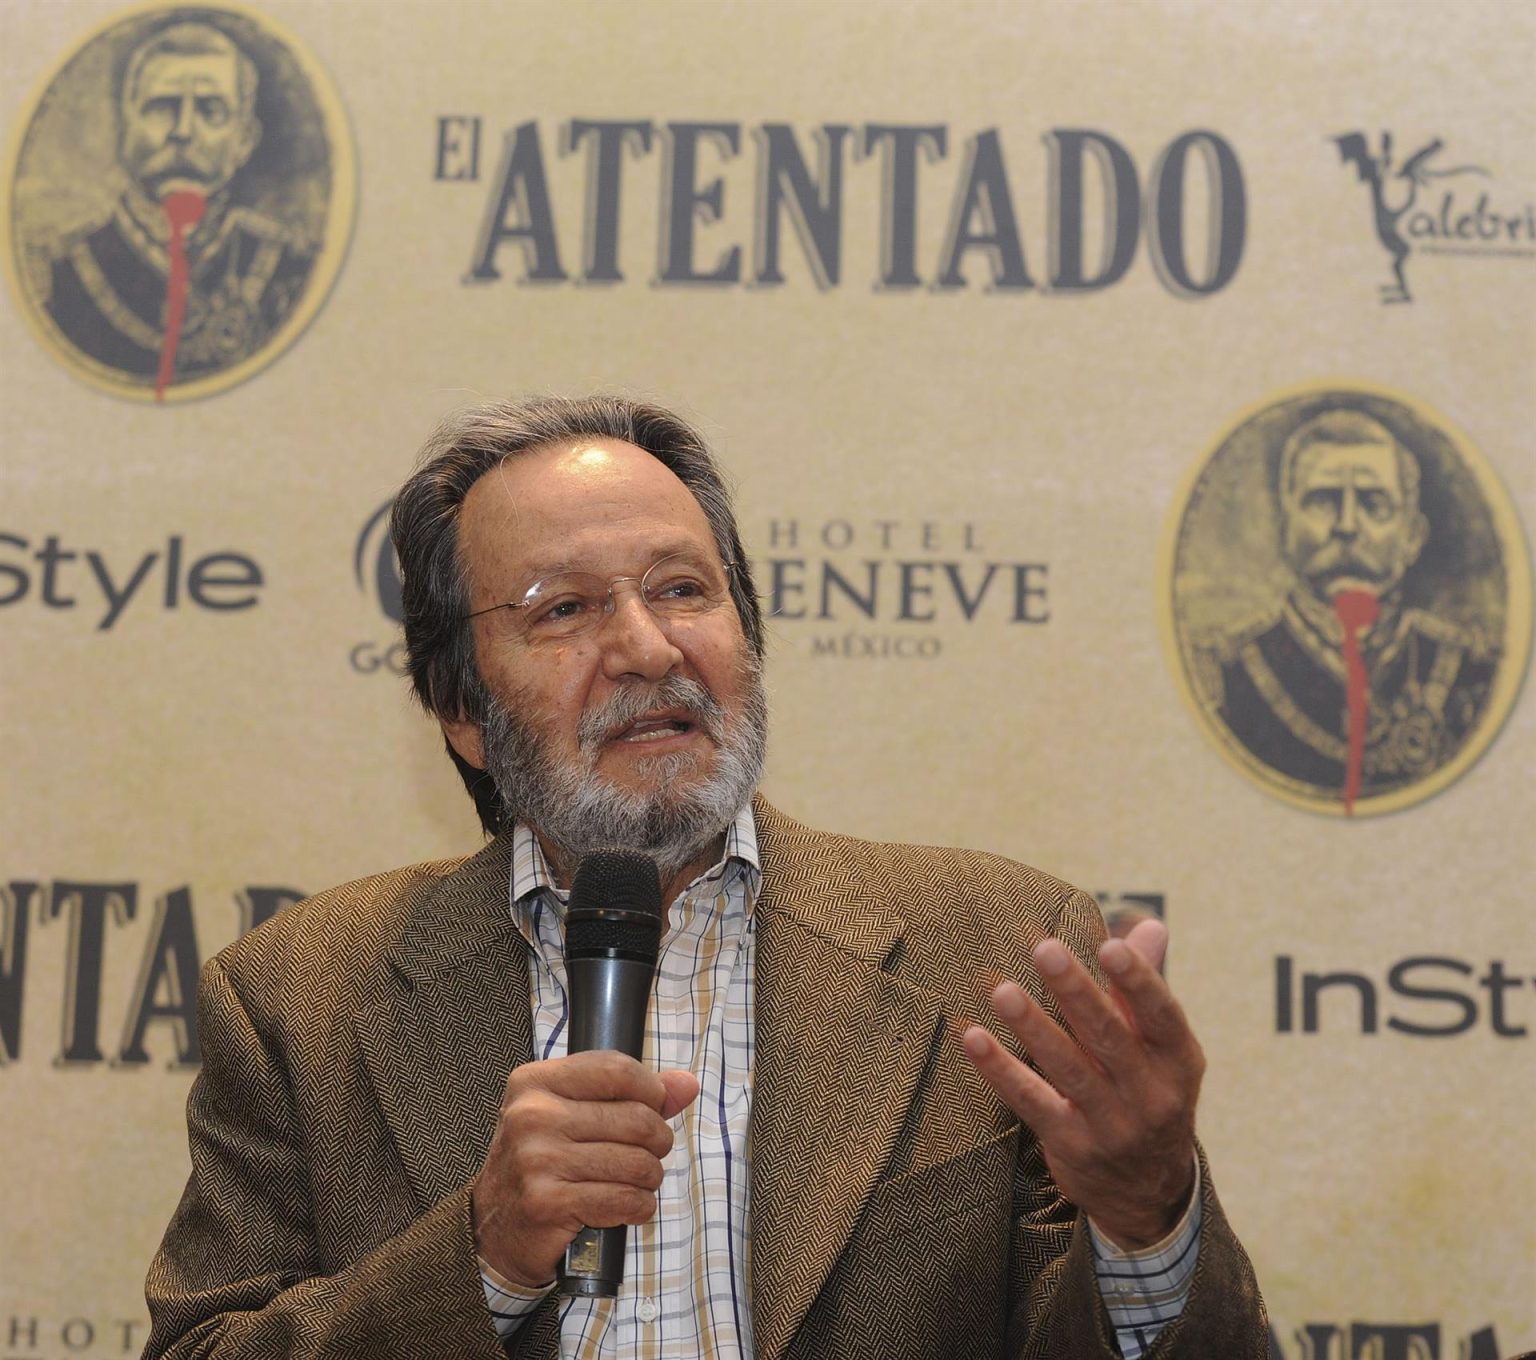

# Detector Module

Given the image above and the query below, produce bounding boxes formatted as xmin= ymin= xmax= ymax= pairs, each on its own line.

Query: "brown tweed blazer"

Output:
xmin=144 ymin=798 xmax=1267 ymax=1358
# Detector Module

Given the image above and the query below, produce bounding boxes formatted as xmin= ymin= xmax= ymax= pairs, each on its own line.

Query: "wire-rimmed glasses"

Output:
xmin=462 ymin=551 xmax=735 ymax=642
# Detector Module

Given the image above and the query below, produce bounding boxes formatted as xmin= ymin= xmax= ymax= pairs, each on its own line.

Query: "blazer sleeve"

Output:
xmin=142 ymin=956 xmax=557 ymax=1360
xmin=1005 ymin=889 xmax=1270 ymax=1360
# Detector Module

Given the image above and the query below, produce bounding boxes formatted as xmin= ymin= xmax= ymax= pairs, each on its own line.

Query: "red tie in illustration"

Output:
xmin=155 ymin=190 xmax=207 ymax=401
xmin=1333 ymin=588 xmax=1379 ymax=815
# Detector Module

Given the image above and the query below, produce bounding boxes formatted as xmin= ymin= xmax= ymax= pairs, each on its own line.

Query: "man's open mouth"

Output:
xmin=610 ymin=712 xmax=696 ymax=744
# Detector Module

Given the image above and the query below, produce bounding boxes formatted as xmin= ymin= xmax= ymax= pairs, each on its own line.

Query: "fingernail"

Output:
xmin=1101 ymin=939 xmax=1132 ymax=975
xmin=960 ymin=1026 xmax=990 ymax=1058
xmin=992 ymin=983 xmax=1028 ymax=1021
xmin=1035 ymin=940 xmax=1070 ymax=977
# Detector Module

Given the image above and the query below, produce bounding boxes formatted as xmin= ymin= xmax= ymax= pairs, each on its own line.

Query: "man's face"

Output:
xmin=1281 ymin=440 xmax=1428 ymax=601
xmin=120 ymin=49 xmax=258 ymax=200
xmin=442 ymin=439 xmax=765 ymax=874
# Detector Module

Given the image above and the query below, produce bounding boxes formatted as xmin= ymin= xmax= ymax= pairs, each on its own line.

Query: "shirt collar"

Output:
xmin=508 ymin=803 xmax=761 ymax=918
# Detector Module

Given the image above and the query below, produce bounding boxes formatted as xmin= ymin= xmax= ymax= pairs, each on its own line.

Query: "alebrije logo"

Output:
xmin=1333 ymin=132 xmax=1534 ymax=303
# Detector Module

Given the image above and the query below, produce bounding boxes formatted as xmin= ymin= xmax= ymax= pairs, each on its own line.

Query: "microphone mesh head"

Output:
xmin=566 ymin=851 xmax=663 ymax=961
xmin=569 ymin=851 xmax=662 ymax=918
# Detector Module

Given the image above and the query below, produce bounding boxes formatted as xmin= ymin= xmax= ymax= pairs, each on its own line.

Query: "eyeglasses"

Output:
xmin=462 ymin=552 xmax=736 ymax=641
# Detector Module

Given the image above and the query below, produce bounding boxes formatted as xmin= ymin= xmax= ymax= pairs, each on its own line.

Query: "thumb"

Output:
xmin=659 ymin=1068 xmax=701 ymax=1120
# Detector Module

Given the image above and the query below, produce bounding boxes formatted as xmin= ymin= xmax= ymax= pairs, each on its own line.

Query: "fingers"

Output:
xmin=477 ymin=1053 xmax=700 ymax=1286
xmin=965 ymin=931 xmax=1200 ymax=1108
xmin=558 ymin=1140 xmax=667 ymax=1194
xmin=990 ymin=980 xmax=1117 ymax=1117
xmin=512 ymin=1166 xmax=661 ymax=1234
xmin=512 ymin=1048 xmax=671 ymax=1108
xmin=1027 ymin=940 xmax=1149 ymax=1101
xmin=503 ymin=1087 xmax=676 ymax=1157
xmin=960 ymin=1021 xmax=1072 ymax=1141
xmin=1123 ymin=916 xmax=1169 ymax=972
xmin=959 ymin=930 xmax=1205 ymax=1249
xmin=1097 ymin=932 xmax=1193 ymax=1052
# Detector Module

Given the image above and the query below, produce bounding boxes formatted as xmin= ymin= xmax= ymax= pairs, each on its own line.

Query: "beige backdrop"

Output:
xmin=2 ymin=1 xmax=1533 ymax=1356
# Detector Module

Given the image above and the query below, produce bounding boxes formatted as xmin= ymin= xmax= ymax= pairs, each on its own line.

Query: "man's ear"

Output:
xmin=440 ymin=713 xmax=485 ymax=770
xmin=235 ymin=115 xmax=262 ymax=171
xmin=1406 ymin=509 xmax=1429 ymax=566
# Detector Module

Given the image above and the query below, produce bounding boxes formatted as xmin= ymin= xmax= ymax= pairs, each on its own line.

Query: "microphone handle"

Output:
xmin=558 ymin=950 xmax=657 ymax=1299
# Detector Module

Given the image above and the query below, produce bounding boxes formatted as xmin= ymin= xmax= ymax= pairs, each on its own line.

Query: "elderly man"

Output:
xmin=44 ymin=19 xmax=311 ymax=384
xmin=145 ymin=396 xmax=1266 ymax=1358
xmin=1212 ymin=408 xmax=1496 ymax=803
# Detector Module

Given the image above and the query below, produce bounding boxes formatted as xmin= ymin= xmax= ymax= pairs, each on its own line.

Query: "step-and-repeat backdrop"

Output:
xmin=3 ymin=1 xmax=1532 ymax=1355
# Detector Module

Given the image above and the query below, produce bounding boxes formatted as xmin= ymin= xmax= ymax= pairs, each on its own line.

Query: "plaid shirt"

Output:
xmin=481 ymin=807 xmax=1198 ymax=1357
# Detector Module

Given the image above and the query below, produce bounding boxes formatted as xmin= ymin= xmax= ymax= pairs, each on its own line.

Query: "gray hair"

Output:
xmin=389 ymin=395 xmax=764 ymax=834
xmin=120 ymin=21 xmax=259 ymax=122
xmin=1278 ymin=408 xmax=1421 ymax=510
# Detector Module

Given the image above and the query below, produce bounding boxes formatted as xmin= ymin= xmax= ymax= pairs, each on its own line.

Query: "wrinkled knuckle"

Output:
xmin=650 ymin=1120 xmax=675 ymax=1158
xmin=1050 ymin=1064 xmax=1086 ymax=1103
xmin=594 ymin=1049 xmax=633 ymax=1092
xmin=1146 ymin=1090 xmax=1187 ymax=1134
xmin=507 ymin=1091 xmax=557 ymax=1136
xmin=620 ymin=1103 xmax=657 ymax=1144
xmin=521 ymin=1181 xmax=558 ymax=1224
xmin=1086 ymin=1021 xmax=1121 ymax=1055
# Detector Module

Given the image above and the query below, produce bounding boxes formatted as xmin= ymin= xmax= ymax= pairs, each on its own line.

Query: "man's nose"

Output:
xmin=1334 ymin=487 xmax=1361 ymax=537
xmin=169 ymin=95 xmax=196 ymax=142
xmin=597 ymin=584 xmax=684 ymax=683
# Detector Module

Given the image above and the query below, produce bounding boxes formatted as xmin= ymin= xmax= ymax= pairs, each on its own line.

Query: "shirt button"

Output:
xmin=638 ymin=1298 xmax=659 ymax=1323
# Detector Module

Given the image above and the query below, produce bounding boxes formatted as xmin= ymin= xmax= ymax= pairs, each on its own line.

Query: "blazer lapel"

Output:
xmin=354 ymin=836 xmax=535 ymax=1210
xmin=749 ymin=802 xmax=944 ymax=1360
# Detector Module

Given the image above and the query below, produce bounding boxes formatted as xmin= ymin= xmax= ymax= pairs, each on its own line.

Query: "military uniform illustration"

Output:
xmin=5 ymin=9 xmax=350 ymax=399
xmin=1203 ymin=594 xmax=1496 ymax=800
xmin=43 ymin=191 xmax=311 ymax=381
xmin=1167 ymin=391 xmax=1526 ymax=816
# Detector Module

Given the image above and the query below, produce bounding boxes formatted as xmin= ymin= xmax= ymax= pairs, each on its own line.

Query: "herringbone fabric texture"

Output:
xmin=143 ymin=798 xmax=1267 ymax=1359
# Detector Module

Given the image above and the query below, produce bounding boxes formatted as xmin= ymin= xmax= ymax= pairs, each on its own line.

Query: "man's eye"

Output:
xmin=1360 ymin=492 xmax=1393 ymax=519
xmin=197 ymin=97 xmax=230 ymax=126
xmin=1302 ymin=489 xmax=1342 ymax=514
xmin=649 ymin=575 xmax=708 ymax=605
xmin=529 ymin=596 xmax=594 ymax=626
xmin=140 ymin=96 xmax=178 ymax=121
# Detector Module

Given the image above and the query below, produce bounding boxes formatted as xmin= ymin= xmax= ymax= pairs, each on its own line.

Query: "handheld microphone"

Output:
xmin=556 ymin=850 xmax=663 ymax=1299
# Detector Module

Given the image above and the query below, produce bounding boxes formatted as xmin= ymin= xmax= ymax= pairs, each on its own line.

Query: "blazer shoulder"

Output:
xmin=759 ymin=795 xmax=1082 ymax=901
xmin=213 ymin=855 xmax=470 ymax=992
xmin=754 ymin=797 xmax=1093 ymax=960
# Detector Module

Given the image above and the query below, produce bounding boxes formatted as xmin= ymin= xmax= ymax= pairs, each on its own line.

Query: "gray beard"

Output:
xmin=478 ymin=661 xmax=767 ymax=888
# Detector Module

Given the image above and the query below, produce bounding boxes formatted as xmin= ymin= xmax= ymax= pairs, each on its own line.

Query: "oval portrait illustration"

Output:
xmin=1163 ymin=382 xmax=1530 ymax=816
xmin=3 ymin=2 xmax=355 ymax=402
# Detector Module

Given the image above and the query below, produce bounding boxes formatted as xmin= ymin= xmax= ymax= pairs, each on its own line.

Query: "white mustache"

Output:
xmin=576 ymin=676 xmax=724 ymax=754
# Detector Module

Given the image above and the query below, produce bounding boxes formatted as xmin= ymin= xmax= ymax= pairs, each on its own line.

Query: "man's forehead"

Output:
xmin=459 ymin=438 xmax=716 ymax=575
xmin=1296 ymin=440 xmax=1401 ymax=485
xmin=137 ymin=49 xmax=239 ymax=94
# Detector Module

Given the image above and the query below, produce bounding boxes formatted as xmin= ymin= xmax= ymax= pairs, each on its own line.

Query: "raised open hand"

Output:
xmin=961 ymin=918 xmax=1203 ymax=1249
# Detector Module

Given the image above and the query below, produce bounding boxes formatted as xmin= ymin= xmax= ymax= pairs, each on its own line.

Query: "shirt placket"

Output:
xmin=659 ymin=881 xmax=722 ymax=1360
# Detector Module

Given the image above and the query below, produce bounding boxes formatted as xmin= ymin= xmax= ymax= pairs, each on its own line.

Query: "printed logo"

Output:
xmin=1333 ymin=132 xmax=1534 ymax=302
xmin=437 ymin=119 xmax=1246 ymax=298
xmin=760 ymin=516 xmax=1049 ymax=661
xmin=1162 ymin=382 xmax=1530 ymax=816
xmin=350 ymin=497 xmax=406 ymax=675
xmin=2 ymin=2 xmax=355 ymax=401
xmin=0 ymin=530 xmax=264 ymax=629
